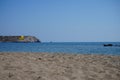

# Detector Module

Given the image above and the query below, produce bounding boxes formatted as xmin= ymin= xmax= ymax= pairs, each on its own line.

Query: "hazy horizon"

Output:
xmin=0 ymin=0 xmax=120 ymax=42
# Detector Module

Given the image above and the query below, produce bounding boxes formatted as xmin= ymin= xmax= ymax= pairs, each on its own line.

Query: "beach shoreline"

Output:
xmin=0 ymin=52 xmax=120 ymax=80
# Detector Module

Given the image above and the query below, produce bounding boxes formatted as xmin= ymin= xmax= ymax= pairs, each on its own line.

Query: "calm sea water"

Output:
xmin=0 ymin=42 xmax=120 ymax=55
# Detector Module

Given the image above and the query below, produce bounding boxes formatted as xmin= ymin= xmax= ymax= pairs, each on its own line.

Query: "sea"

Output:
xmin=0 ymin=42 xmax=120 ymax=55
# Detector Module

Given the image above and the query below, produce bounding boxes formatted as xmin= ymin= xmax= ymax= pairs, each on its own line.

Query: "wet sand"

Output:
xmin=0 ymin=52 xmax=120 ymax=80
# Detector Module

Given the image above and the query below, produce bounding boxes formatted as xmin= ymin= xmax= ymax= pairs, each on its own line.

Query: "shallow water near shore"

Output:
xmin=0 ymin=42 xmax=120 ymax=55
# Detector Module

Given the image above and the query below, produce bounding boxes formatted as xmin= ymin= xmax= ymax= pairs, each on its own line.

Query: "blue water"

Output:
xmin=0 ymin=42 xmax=120 ymax=55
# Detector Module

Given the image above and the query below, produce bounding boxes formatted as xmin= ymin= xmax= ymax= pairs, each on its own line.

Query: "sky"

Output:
xmin=0 ymin=0 xmax=120 ymax=42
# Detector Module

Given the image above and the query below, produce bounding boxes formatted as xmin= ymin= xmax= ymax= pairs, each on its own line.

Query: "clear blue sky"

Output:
xmin=0 ymin=0 xmax=120 ymax=42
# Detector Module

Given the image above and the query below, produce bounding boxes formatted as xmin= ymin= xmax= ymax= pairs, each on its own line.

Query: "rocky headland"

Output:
xmin=0 ymin=36 xmax=40 ymax=43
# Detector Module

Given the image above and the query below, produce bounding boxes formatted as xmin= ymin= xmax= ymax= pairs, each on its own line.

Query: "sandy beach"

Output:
xmin=0 ymin=52 xmax=120 ymax=80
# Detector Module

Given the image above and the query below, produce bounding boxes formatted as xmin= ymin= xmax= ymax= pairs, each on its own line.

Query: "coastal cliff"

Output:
xmin=0 ymin=36 xmax=40 ymax=43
